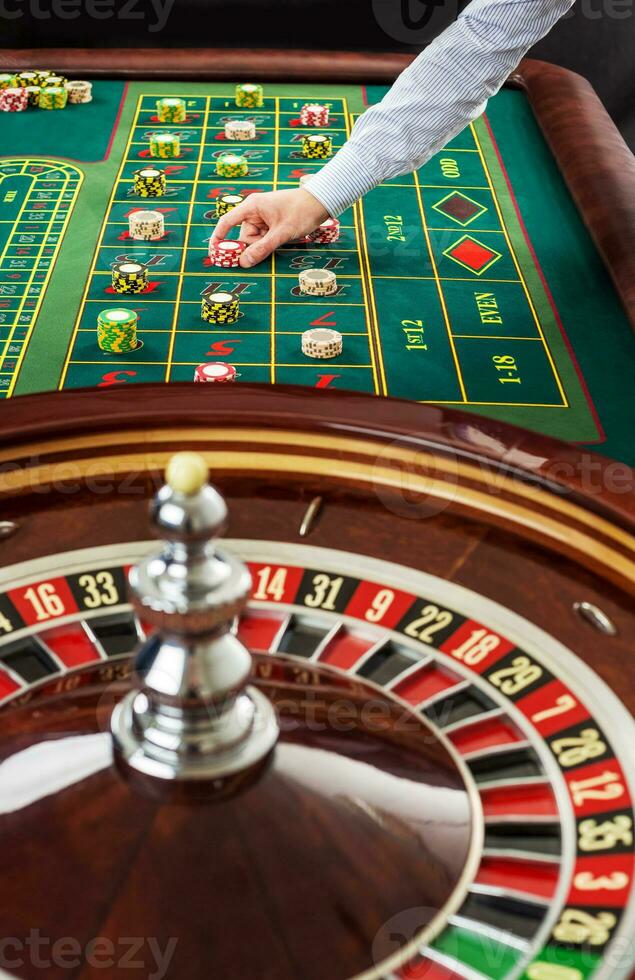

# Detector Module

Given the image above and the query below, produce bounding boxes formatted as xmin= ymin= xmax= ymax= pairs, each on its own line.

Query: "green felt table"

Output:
xmin=1 ymin=75 xmax=634 ymax=462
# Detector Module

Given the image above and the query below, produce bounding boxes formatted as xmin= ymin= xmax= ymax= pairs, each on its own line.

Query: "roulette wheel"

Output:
xmin=0 ymin=382 xmax=633 ymax=980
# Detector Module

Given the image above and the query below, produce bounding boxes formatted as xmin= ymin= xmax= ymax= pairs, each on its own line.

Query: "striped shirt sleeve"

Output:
xmin=305 ymin=0 xmax=576 ymax=216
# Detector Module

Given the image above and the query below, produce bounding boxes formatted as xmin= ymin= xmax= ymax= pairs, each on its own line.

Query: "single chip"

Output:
xmin=301 ymin=327 xmax=343 ymax=359
xmin=298 ymin=268 xmax=337 ymax=296
xmin=194 ymin=362 xmax=238 ymax=383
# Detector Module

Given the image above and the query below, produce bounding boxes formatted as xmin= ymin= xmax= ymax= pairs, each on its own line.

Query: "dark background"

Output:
xmin=3 ymin=0 xmax=634 ymax=149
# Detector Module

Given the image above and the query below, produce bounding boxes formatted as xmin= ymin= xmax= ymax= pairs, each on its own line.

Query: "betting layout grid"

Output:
xmin=354 ymin=110 xmax=574 ymax=409
xmin=0 ymin=160 xmax=82 ymax=398
xmin=59 ymin=93 xmax=385 ymax=393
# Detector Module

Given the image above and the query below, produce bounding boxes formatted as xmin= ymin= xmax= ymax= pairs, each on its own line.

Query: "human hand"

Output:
xmin=211 ymin=188 xmax=329 ymax=268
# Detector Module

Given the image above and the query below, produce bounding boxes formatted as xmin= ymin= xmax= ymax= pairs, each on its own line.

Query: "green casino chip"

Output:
xmin=216 ymin=153 xmax=249 ymax=178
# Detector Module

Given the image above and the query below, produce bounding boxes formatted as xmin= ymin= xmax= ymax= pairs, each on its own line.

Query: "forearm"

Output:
xmin=307 ymin=0 xmax=575 ymax=216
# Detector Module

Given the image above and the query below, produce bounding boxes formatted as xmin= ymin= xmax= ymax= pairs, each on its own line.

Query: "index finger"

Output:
xmin=212 ymin=201 xmax=251 ymax=243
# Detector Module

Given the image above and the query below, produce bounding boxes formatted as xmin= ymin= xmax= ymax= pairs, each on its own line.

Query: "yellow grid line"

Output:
xmin=69 ymin=360 xmax=373 ymax=369
xmin=80 ymin=298 xmax=367 ymax=308
xmin=58 ymin=100 xmax=147 ymax=388
xmin=413 ymin=168 xmax=468 ymax=402
xmin=78 ymin=328 xmax=367 ymax=336
xmin=270 ymin=96 xmax=280 ymax=384
xmin=343 ymin=110 xmax=382 ymax=396
xmin=165 ymin=97 xmax=210 ymax=382
xmin=424 ymin=400 xmax=568 ymax=408
xmin=453 ymin=334 xmax=543 ymax=341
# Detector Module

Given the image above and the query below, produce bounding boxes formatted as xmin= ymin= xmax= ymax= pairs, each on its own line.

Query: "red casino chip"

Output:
xmin=306 ymin=217 xmax=341 ymax=244
xmin=0 ymin=87 xmax=28 ymax=112
xmin=300 ymin=103 xmax=330 ymax=127
xmin=208 ymin=239 xmax=247 ymax=268
xmin=193 ymin=362 xmax=237 ymax=383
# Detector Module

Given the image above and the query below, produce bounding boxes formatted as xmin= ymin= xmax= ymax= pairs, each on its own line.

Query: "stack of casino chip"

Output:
xmin=216 ymin=152 xmax=249 ymax=178
xmin=150 ymin=132 xmax=180 ymax=159
xmin=111 ymin=260 xmax=149 ymax=295
xmin=40 ymin=75 xmax=68 ymax=88
xmin=24 ymin=86 xmax=41 ymax=107
xmin=38 ymin=87 xmax=68 ymax=110
xmin=201 ymin=290 xmax=240 ymax=325
xmin=306 ymin=217 xmax=340 ymax=244
xmin=194 ymin=362 xmax=237 ymax=383
xmin=235 ymin=83 xmax=263 ymax=108
xmin=300 ymin=103 xmax=330 ymax=127
xmin=97 ymin=308 xmax=139 ymax=354
xmin=66 ymin=80 xmax=92 ymax=104
xmin=157 ymin=97 xmax=186 ymax=123
xmin=301 ymin=327 xmax=343 ymax=359
xmin=225 ymin=119 xmax=256 ymax=141
xmin=15 ymin=71 xmax=40 ymax=88
xmin=0 ymin=88 xmax=28 ymax=112
xmin=133 ymin=167 xmax=167 ymax=197
xmin=129 ymin=209 xmax=165 ymax=241
xmin=302 ymin=134 xmax=332 ymax=159
xmin=216 ymin=193 xmax=244 ymax=218
xmin=0 ymin=74 xmax=16 ymax=89
xmin=298 ymin=268 xmax=337 ymax=296
xmin=208 ymin=239 xmax=247 ymax=268
xmin=35 ymin=70 xmax=53 ymax=85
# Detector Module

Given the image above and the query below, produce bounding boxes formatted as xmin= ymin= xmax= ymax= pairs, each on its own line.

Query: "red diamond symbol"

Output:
xmin=445 ymin=236 xmax=501 ymax=274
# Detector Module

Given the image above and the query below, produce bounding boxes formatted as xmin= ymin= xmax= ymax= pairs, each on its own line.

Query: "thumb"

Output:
xmin=241 ymin=225 xmax=290 ymax=267
xmin=212 ymin=201 xmax=250 ymax=242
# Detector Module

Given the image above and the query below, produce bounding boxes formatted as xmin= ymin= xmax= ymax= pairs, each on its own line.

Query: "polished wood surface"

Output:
xmin=0 ymin=384 xmax=632 ymax=523
xmin=0 ymin=385 xmax=633 ymax=710
xmin=510 ymin=60 xmax=635 ymax=332
xmin=0 ymin=46 xmax=412 ymax=82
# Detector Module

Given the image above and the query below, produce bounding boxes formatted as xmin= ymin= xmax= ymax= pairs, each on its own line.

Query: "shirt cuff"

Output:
xmin=301 ymin=142 xmax=379 ymax=216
